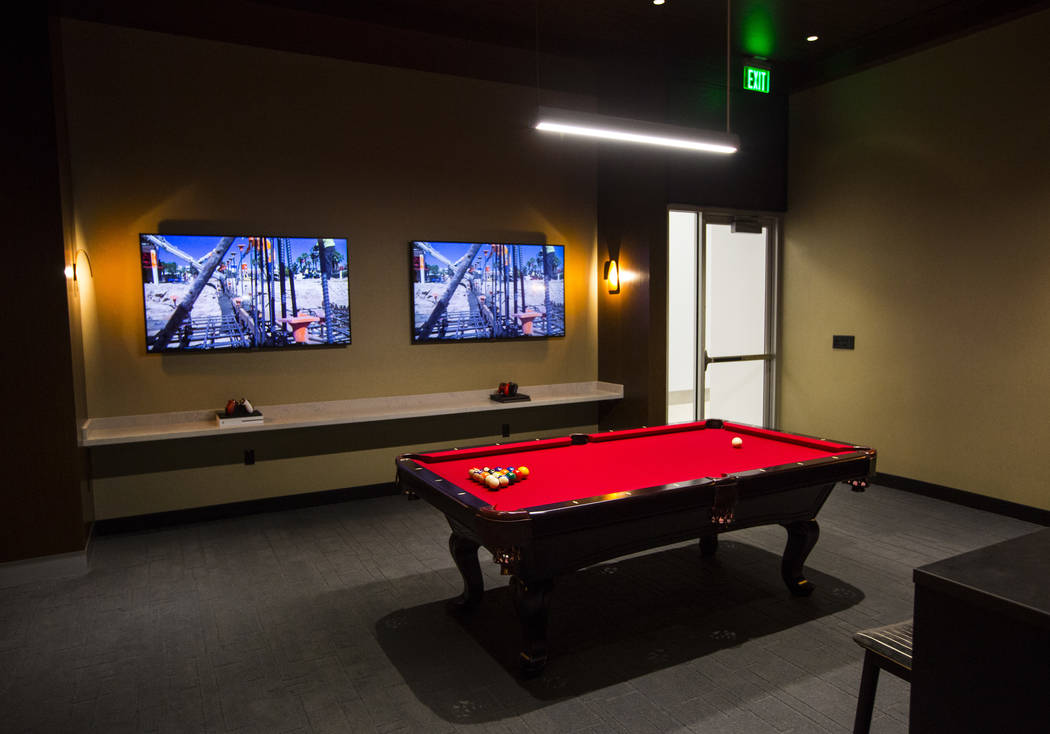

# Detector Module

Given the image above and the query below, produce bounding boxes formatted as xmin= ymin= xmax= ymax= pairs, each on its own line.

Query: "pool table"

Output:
xmin=395 ymin=419 xmax=876 ymax=673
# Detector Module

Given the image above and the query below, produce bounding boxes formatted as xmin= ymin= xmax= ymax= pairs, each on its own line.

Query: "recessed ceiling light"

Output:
xmin=653 ymin=0 xmax=666 ymax=6
xmin=806 ymin=35 xmax=819 ymax=42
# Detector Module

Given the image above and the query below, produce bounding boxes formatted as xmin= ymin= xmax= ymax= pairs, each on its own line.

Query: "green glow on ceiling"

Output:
xmin=741 ymin=4 xmax=775 ymax=58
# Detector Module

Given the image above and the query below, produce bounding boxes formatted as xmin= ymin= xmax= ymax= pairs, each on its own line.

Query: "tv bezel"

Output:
xmin=139 ymin=233 xmax=351 ymax=354
xmin=408 ymin=239 xmax=566 ymax=344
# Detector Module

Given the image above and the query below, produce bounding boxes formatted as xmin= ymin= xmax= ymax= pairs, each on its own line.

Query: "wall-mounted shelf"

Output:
xmin=80 ymin=381 xmax=623 ymax=447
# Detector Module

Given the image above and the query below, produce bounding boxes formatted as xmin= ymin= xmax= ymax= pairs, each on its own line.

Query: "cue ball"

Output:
xmin=731 ymin=437 xmax=743 ymax=448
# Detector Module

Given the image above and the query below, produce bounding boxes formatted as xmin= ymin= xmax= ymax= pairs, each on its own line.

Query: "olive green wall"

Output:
xmin=60 ymin=20 xmax=599 ymax=518
xmin=783 ymin=10 xmax=1050 ymax=510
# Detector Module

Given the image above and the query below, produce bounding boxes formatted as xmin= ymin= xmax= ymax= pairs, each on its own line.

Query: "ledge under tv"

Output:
xmin=410 ymin=240 xmax=565 ymax=343
xmin=140 ymin=234 xmax=350 ymax=352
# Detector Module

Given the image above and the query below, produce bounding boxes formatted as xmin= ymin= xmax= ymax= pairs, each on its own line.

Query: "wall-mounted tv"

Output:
xmin=141 ymin=234 xmax=350 ymax=352
xmin=411 ymin=240 xmax=565 ymax=343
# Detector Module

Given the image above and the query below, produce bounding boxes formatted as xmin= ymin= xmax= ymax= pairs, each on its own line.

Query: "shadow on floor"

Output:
xmin=375 ymin=539 xmax=864 ymax=723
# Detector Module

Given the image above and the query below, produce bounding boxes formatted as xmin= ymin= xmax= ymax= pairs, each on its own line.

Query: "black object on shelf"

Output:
xmin=490 ymin=393 xmax=531 ymax=403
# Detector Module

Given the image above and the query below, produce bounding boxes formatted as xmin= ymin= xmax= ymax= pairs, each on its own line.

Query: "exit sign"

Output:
xmin=744 ymin=66 xmax=771 ymax=93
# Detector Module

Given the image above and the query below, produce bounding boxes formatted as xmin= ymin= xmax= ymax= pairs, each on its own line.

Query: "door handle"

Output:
xmin=703 ymin=350 xmax=773 ymax=369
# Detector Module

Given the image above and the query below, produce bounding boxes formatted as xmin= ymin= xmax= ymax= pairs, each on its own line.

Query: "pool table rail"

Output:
xmin=396 ymin=445 xmax=875 ymax=533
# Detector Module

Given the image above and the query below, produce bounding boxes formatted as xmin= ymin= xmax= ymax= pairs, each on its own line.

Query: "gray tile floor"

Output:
xmin=0 ymin=484 xmax=1040 ymax=733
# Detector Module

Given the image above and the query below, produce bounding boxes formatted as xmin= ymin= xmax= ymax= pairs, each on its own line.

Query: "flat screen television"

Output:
xmin=411 ymin=240 xmax=565 ymax=343
xmin=140 ymin=234 xmax=350 ymax=352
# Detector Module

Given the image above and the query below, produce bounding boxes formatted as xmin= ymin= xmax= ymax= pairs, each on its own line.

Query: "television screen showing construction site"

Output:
xmin=141 ymin=234 xmax=350 ymax=351
xmin=411 ymin=241 xmax=565 ymax=343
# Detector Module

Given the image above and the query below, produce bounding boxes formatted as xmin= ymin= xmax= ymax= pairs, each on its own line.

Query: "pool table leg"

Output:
xmin=448 ymin=532 xmax=485 ymax=611
xmin=510 ymin=576 xmax=553 ymax=675
xmin=781 ymin=519 xmax=819 ymax=596
xmin=699 ymin=534 xmax=719 ymax=556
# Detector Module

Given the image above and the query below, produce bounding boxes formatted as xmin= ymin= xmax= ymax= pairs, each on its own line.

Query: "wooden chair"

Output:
xmin=852 ymin=619 xmax=913 ymax=734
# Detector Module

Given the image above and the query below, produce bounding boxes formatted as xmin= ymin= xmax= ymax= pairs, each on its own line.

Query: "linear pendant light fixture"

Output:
xmin=534 ymin=1 xmax=739 ymax=155
xmin=535 ymin=106 xmax=739 ymax=154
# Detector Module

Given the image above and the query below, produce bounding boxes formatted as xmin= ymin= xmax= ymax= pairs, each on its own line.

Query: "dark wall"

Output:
xmin=1 ymin=9 xmax=87 ymax=562
xmin=666 ymin=61 xmax=789 ymax=211
xmin=597 ymin=69 xmax=788 ymax=430
xmin=596 ymin=149 xmax=665 ymax=430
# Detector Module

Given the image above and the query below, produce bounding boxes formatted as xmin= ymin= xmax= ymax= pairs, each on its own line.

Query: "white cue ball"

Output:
xmin=731 ymin=437 xmax=743 ymax=448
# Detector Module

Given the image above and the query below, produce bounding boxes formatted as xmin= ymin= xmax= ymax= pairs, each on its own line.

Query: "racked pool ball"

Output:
xmin=517 ymin=466 xmax=530 ymax=478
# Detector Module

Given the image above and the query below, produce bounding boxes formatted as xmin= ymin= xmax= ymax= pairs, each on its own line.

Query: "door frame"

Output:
xmin=666 ymin=205 xmax=782 ymax=427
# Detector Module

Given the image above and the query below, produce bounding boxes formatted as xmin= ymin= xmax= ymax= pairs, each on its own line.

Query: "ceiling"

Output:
xmin=248 ymin=0 xmax=1050 ymax=91
xmin=59 ymin=0 xmax=1050 ymax=92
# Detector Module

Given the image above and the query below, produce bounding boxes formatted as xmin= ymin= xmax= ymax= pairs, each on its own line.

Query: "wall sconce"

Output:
xmin=64 ymin=248 xmax=93 ymax=282
xmin=604 ymin=258 xmax=620 ymax=294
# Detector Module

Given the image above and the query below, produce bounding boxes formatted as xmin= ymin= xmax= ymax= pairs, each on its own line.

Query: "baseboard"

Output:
xmin=875 ymin=473 xmax=1050 ymax=526
xmin=93 ymin=482 xmax=400 ymax=535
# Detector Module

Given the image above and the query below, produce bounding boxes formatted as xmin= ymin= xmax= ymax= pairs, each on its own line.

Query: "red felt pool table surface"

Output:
xmin=415 ymin=421 xmax=859 ymax=512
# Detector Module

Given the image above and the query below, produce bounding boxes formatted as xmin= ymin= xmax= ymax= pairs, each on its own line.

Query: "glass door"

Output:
xmin=667 ymin=210 xmax=778 ymax=426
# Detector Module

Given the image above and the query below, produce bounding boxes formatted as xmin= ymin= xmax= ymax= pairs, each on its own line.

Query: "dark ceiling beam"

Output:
xmin=51 ymin=0 xmax=739 ymax=127
xmin=54 ymin=0 xmax=1050 ymax=98
xmin=54 ymin=0 xmax=599 ymax=95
